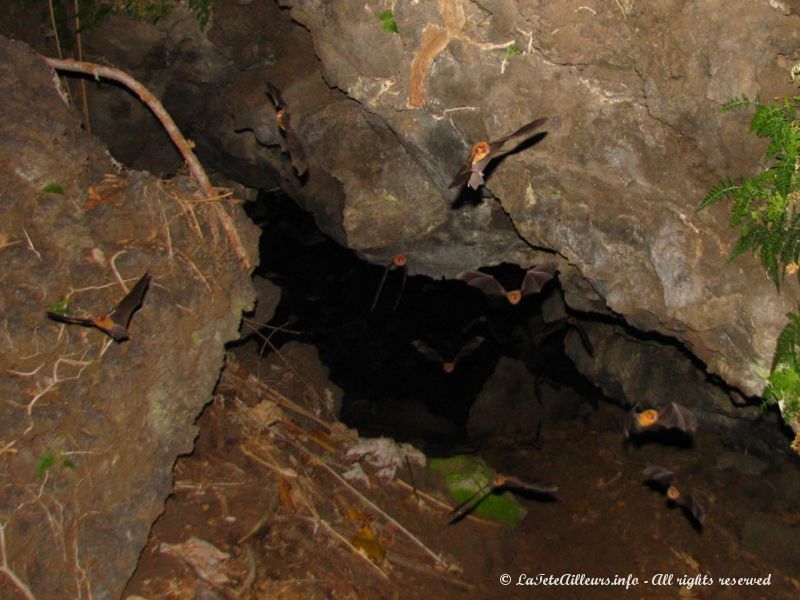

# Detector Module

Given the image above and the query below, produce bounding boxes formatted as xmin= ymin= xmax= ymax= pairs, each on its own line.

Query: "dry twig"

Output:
xmin=42 ymin=57 xmax=251 ymax=269
xmin=0 ymin=522 xmax=37 ymax=600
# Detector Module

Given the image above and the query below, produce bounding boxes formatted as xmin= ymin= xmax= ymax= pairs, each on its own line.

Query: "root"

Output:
xmin=42 ymin=57 xmax=251 ymax=270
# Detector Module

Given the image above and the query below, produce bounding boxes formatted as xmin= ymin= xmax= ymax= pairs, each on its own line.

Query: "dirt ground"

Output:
xmin=123 ymin=353 xmax=800 ymax=600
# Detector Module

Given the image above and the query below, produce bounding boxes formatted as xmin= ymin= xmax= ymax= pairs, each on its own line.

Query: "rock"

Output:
xmin=264 ymin=341 xmax=344 ymax=417
xmin=468 ymin=356 xmax=585 ymax=443
xmin=12 ymin=0 xmax=800 ymax=438
xmin=0 ymin=36 xmax=257 ymax=599
xmin=567 ymin=321 xmax=789 ymax=455
xmin=741 ymin=512 xmax=800 ymax=574
xmin=250 ymin=276 xmax=282 ymax=325
xmin=714 ymin=451 xmax=770 ymax=477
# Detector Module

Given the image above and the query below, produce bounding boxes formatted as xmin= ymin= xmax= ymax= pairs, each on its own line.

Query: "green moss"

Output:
xmin=191 ymin=330 xmax=206 ymax=346
xmin=42 ymin=183 xmax=64 ymax=194
xmin=504 ymin=42 xmax=520 ymax=59
xmin=428 ymin=456 xmax=527 ymax=527
xmin=378 ymin=9 xmax=398 ymax=33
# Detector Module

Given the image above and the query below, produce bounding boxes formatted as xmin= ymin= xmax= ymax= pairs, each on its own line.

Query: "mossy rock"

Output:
xmin=428 ymin=455 xmax=527 ymax=527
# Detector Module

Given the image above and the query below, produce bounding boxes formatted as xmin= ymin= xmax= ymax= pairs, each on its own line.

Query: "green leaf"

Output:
xmin=378 ymin=9 xmax=398 ymax=33
xmin=47 ymin=298 xmax=70 ymax=316
xmin=42 ymin=183 xmax=64 ymax=194
xmin=36 ymin=452 xmax=56 ymax=477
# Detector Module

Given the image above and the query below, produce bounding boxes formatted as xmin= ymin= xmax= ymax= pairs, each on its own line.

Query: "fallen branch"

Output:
xmin=41 ymin=56 xmax=251 ymax=270
xmin=312 ymin=453 xmax=456 ymax=571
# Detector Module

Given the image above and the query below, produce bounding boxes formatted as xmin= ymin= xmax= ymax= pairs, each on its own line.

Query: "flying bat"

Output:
xmin=643 ymin=465 xmax=705 ymax=527
xmin=265 ymin=82 xmax=307 ymax=176
xmin=457 ymin=263 xmax=557 ymax=305
xmin=449 ymin=117 xmax=548 ymax=190
xmin=411 ymin=336 xmax=484 ymax=374
xmin=47 ymin=272 xmax=151 ymax=342
xmin=449 ymin=473 xmax=558 ymax=523
xmin=624 ymin=402 xmax=698 ymax=438
xmin=370 ymin=254 xmax=408 ymax=314
xmin=531 ymin=315 xmax=594 ymax=356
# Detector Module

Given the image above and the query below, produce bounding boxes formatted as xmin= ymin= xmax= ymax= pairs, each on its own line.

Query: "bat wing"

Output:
xmin=571 ymin=323 xmax=594 ymax=356
xmin=658 ymin=403 xmax=698 ymax=433
xmin=411 ymin=340 xmax=444 ymax=364
xmin=453 ymin=336 xmax=485 ymax=363
xmin=448 ymin=483 xmax=492 ymax=523
xmin=487 ymin=117 xmax=548 ymax=155
xmin=520 ymin=262 xmax=557 ymax=296
xmin=457 ymin=271 xmax=508 ymax=298
xmin=110 ymin=272 xmax=151 ymax=329
xmin=46 ymin=312 xmax=94 ymax=327
xmin=283 ymin=124 xmax=308 ymax=176
xmin=449 ymin=160 xmax=474 ymax=189
xmin=265 ymin=82 xmax=285 ymax=110
xmin=502 ymin=475 xmax=558 ymax=495
xmin=684 ymin=494 xmax=705 ymax=526
xmin=643 ymin=465 xmax=675 ymax=486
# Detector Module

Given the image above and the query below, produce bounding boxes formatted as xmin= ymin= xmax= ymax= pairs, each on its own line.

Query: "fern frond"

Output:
xmin=721 ymin=95 xmax=751 ymax=112
xmin=698 ymin=177 xmax=740 ymax=210
xmin=772 ymin=313 xmax=800 ymax=371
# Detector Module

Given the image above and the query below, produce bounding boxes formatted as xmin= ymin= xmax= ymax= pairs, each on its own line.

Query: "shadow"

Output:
xmin=624 ymin=429 xmax=697 ymax=450
xmin=450 ymin=185 xmax=491 ymax=209
xmin=448 ymin=487 xmax=558 ymax=525
xmin=449 ymin=131 xmax=549 ymax=208
xmin=482 ymin=131 xmax=549 ymax=184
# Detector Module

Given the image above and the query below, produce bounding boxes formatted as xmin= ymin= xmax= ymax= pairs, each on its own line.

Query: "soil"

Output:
xmin=123 ymin=356 xmax=800 ymax=600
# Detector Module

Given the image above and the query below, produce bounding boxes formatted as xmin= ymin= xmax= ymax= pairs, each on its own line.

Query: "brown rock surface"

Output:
xmin=0 ymin=36 xmax=256 ymax=599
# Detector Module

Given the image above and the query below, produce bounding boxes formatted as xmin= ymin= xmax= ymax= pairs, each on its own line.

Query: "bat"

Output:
xmin=457 ymin=263 xmax=557 ymax=305
xmin=411 ymin=336 xmax=484 ymax=374
xmin=538 ymin=315 xmax=594 ymax=356
xmin=265 ymin=82 xmax=307 ymax=176
xmin=449 ymin=473 xmax=558 ymax=523
xmin=624 ymin=402 xmax=698 ymax=438
xmin=449 ymin=117 xmax=548 ymax=190
xmin=47 ymin=272 xmax=151 ymax=342
xmin=643 ymin=465 xmax=705 ymax=527
xmin=370 ymin=254 xmax=407 ymax=314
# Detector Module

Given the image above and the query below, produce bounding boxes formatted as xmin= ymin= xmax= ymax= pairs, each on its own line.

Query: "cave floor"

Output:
xmin=124 ymin=357 xmax=800 ymax=600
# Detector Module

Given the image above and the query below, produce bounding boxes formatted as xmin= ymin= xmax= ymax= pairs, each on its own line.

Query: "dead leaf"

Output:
xmin=351 ymin=523 xmax=386 ymax=563
xmin=159 ymin=537 xmax=231 ymax=587
xmin=84 ymin=174 xmax=128 ymax=209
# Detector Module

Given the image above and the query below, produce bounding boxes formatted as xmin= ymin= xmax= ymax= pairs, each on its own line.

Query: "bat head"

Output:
xmin=275 ymin=109 xmax=286 ymax=130
xmin=666 ymin=485 xmax=681 ymax=502
xmin=93 ymin=315 xmax=129 ymax=342
xmin=637 ymin=409 xmax=659 ymax=428
xmin=469 ymin=142 xmax=490 ymax=165
xmin=506 ymin=290 xmax=522 ymax=305
xmin=442 ymin=362 xmax=456 ymax=374
xmin=393 ymin=254 xmax=407 ymax=268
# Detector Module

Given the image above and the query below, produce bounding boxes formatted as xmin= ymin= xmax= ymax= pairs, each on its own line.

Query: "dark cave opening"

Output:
xmin=236 ymin=189 xmax=611 ymax=455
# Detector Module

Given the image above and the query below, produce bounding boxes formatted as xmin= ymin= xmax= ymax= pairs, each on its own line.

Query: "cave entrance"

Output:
xmin=232 ymin=189 xmax=607 ymax=456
